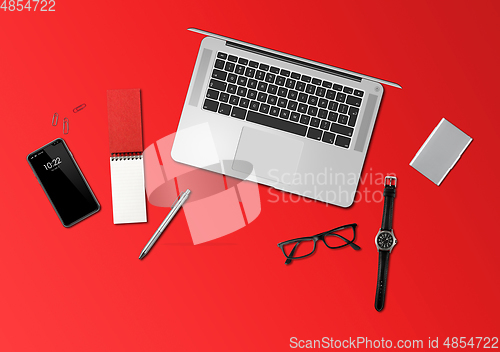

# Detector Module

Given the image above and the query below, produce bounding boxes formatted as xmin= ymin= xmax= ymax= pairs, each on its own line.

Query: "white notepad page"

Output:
xmin=110 ymin=156 xmax=147 ymax=224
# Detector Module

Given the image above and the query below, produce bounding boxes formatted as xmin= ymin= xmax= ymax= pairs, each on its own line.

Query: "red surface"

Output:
xmin=2 ymin=1 xmax=500 ymax=351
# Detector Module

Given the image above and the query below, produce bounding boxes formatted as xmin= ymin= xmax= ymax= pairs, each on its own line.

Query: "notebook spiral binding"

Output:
xmin=111 ymin=152 xmax=143 ymax=161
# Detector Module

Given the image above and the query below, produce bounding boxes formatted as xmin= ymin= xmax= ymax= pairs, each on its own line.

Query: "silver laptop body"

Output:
xmin=172 ymin=28 xmax=401 ymax=207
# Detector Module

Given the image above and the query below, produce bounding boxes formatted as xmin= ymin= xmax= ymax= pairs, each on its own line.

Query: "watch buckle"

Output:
xmin=384 ymin=176 xmax=397 ymax=188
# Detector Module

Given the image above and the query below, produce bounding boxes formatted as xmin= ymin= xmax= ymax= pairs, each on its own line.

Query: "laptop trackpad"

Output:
xmin=232 ymin=127 xmax=304 ymax=183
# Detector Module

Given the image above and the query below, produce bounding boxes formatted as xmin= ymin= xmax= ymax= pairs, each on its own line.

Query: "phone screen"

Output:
xmin=28 ymin=139 xmax=100 ymax=227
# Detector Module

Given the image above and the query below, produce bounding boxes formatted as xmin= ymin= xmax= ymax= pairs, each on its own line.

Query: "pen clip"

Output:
xmin=171 ymin=193 xmax=182 ymax=208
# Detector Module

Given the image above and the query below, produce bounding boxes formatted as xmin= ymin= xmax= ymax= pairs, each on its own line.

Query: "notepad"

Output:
xmin=107 ymin=89 xmax=147 ymax=224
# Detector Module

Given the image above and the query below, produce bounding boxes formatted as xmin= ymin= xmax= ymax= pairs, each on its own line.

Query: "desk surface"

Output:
xmin=2 ymin=1 xmax=500 ymax=351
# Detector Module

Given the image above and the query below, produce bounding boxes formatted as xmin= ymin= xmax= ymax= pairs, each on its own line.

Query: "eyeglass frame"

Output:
xmin=277 ymin=223 xmax=359 ymax=264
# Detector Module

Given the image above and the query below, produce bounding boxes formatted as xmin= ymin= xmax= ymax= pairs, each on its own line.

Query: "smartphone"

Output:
xmin=27 ymin=138 xmax=100 ymax=227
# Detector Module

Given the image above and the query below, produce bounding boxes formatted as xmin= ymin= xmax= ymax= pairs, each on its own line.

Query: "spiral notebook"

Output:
xmin=107 ymin=89 xmax=147 ymax=224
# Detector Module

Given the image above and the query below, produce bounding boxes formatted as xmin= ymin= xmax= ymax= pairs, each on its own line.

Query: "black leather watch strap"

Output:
xmin=375 ymin=250 xmax=390 ymax=311
xmin=381 ymin=185 xmax=396 ymax=231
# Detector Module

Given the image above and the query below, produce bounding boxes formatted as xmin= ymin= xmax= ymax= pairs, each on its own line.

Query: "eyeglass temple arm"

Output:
xmin=328 ymin=232 xmax=361 ymax=250
xmin=285 ymin=242 xmax=299 ymax=265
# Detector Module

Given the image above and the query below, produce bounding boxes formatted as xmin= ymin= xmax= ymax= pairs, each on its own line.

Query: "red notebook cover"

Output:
xmin=107 ymin=89 xmax=143 ymax=154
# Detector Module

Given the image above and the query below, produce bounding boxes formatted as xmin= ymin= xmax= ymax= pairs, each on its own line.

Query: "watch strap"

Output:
xmin=375 ymin=250 xmax=390 ymax=312
xmin=381 ymin=183 xmax=396 ymax=231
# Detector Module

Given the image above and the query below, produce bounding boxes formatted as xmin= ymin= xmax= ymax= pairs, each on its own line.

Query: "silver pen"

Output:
xmin=139 ymin=189 xmax=191 ymax=260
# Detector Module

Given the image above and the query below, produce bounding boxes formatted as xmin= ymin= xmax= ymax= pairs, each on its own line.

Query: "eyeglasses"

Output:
xmin=277 ymin=223 xmax=360 ymax=265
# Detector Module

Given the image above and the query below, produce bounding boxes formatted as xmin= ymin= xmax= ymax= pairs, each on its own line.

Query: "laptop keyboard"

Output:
xmin=203 ymin=51 xmax=364 ymax=149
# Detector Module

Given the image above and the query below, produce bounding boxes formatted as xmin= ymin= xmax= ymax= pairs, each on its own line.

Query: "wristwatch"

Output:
xmin=374 ymin=176 xmax=397 ymax=312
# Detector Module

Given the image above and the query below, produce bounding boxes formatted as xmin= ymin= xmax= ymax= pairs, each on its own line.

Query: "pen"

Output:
xmin=139 ymin=189 xmax=191 ymax=260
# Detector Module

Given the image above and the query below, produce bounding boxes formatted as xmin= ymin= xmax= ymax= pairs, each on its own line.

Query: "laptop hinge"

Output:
xmin=226 ymin=41 xmax=362 ymax=83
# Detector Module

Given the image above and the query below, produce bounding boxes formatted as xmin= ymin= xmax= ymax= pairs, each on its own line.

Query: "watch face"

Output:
xmin=377 ymin=232 xmax=394 ymax=249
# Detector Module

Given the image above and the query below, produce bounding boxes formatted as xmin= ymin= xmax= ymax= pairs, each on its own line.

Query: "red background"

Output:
xmin=2 ymin=0 xmax=500 ymax=350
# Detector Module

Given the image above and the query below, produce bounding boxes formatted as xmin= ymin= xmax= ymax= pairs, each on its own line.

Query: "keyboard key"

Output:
xmin=247 ymin=89 xmax=257 ymax=100
xmin=249 ymin=61 xmax=259 ymax=68
xmin=300 ymin=115 xmax=310 ymax=125
xmin=270 ymin=67 xmax=280 ymax=73
xmin=206 ymin=89 xmax=219 ymax=100
xmin=298 ymin=103 xmax=308 ymax=113
xmin=239 ymin=98 xmax=250 ymax=108
xmin=291 ymin=72 xmax=301 ymax=79
xmin=290 ymin=112 xmax=300 ymax=122
xmin=338 ymin=114 xmax=348 ymax=124
xmin=318 ymin=98 xmax=328 ymax=108
xmin=312 ymin=78 xmax=322 ymax=85
xmin=296 ymin=81 xmax=306 ymax=91
xmin=278 ymin=98 xmax=288 ymax=108
xmin=322 ymin=81 xmax=333 ymax=88
xmin=307 ymin=106 xmax=318 ymax=116
xmin=270 ymin=106 xmax=280 ymax=116
xmin=256 ymin=70 xmax=266 ymax=80
xmin=227 ymin=74 xmax=237 ymax=84
xmin=246 ymin=111 xmax=307 ymax=136
xmin=280 ymin=109 xmax=290 ymax=119
xmin=310 ymin=117 xmax=320 ymax=127
xmin=348 ymin=106 xmax=359 ymax=119
xmin=326 ymin=90 xmax=336 ymax=100
xmin=335 ymin=135 xmax=351 ymax=148
xmin=267 ymin=95 xmax=277 ymax=105
xmin=267 ymin=85 xmax=278 ymax=94
xmin=354 ymin=89 xmax=364 ymax=97
xmin=203 ymin=99 xmax=218 ymax=112
xmin=249 ymin=101 xmax=259 ymax=111
xmin=276 ymin=76 xmax=286 ymax=86
xmin=330 ymin=123 xmax=353 ymax=137
xmin=231 ymin=107 xmax=246 ymax=119
xmin=235 ymin=65 xmax=245 ymax=75
xmin=346 ymin=95 xmax=362 ymax=107
xmin=247 ymin=79 xmax=257 ymax=89
xmin=322 ymin=131 xmax=335 ymax=144
xmin=227 ymin=84 xmax=237 ymax=94
xmin=237 ymin=87 xmax=247 ymax=97
xmin=285 ymin=79 xmax=296 ymax=89
xmin=308 ymin=95 xmax=318 ymax=106
xmin=318 ymin=109 xmax=328 ymax=119
xmin=237 ymin=76 xmax=248 ymax=86
xmin=287 ymin=100 xmax=298 ymax=111
xmin=229 ymin=95 xmax=239 ymax=105
xmin=333 ymin=83 xmax=343 ymax=91
xmin=328 ymin=101 xmax=339 ymax=111
xmin=218 ymin=103 xmax=231 ymax=115
xmin=280 ymin=69 xmax=290 ymax=77
xmin=209 ymin=79 xmax=227 ymax=91
xmin=335 ymin=92 xmax=346 ymax=103
xmin=245 ymin=67 xmax=256 ymax=78
xmin=306 ymin=84 xmax=316 ymax=94
xmin=257 ymin=92 xmax=267 ymax=102
xmin=228 ymin=55 xmax=238 ymax=62
xmin=224 ymin=62 xmax=235 ymax=72
xmin=259 ymin=63 xmax=269 ymax=71
xmin=338 ymin=104 xmax=348 ymax=114
xmin=348 ymin=115 xmax=357 ymax=127
xmin=257 ymin=82 xmax=268 ymax=91
xmin=259 ymin=104 xmax=270 ymax=114
xmin=215 ymin=59 xmax=225 ymax=69
xmin=328 ymin=111 xmax=338 ymax=122
xmin=217 ymin=52 xmax=228 ymax=59
xmin=307 ymin=128 xmax=322 ymax=140
xmin=298 ymin=93 xmax=308 ymax=103
xmin=320 ymin=120 xmax=330 ymax=130
xmin=287 ymin=90 xmax=298 ymax=100
xmin=265 ymin=73 xmax=276 ymax=83
xmin=315 ymin=87 xmax=326 ymax=97
xmin=219 ymin=92 xmax=229 ymax=103
xmin=238 ymin=58 xmax=248 ymax=65
xmin=278 ymin=87 xmax=288 ymax=97
xmin=343 ymin=86 xmax=353 ymax=94
xmin=301 ymin=75 xmax=311 ymax=83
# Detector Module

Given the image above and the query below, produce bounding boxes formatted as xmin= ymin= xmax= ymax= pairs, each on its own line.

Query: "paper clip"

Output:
xmin=52 ymin=113 xmax=59 ymax=126
xmin=63 ymin=118 xmax=69 ymax=134
xmin=73 ymin=103 xmax=86 ymax=113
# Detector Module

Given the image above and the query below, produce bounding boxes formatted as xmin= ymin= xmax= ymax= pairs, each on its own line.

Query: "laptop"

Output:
xmin=171 ymin=28 xmax=401 ymax=207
